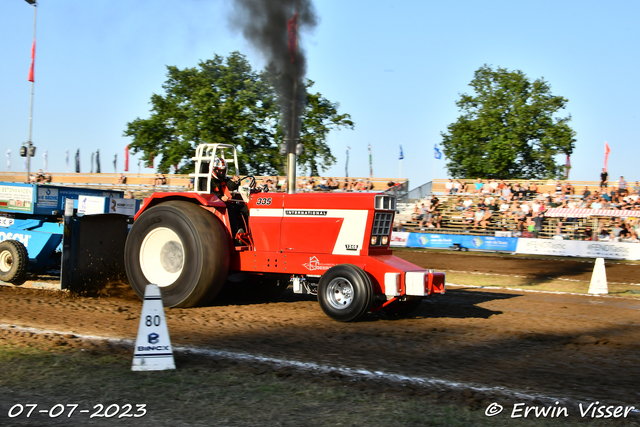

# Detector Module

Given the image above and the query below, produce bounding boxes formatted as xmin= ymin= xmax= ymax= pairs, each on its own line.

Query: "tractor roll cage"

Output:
xmin=189 ymin=144 xmax=240 ymax=194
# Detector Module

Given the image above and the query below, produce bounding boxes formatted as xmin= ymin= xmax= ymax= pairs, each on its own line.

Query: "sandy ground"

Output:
xmin=1 ymin=251 xmax=639 ymax=412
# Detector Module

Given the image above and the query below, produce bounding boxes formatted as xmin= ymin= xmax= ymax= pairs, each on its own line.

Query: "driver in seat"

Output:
xmin=210 ymin=157 xmax=249 ymax=244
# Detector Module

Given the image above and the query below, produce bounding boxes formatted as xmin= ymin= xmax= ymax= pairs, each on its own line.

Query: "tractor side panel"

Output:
xmin=246 ymin=193 xmax=285 ymax=252
xmin=280 ymin=193 xmax=371 ymax=256
xmin=280 ymin=217 xmax=344 ymax=253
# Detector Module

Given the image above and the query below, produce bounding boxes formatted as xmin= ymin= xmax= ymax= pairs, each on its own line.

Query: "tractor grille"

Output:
xmin=375 ymin=194 xmax=396 ymax=210
xmin=372 ymin=212 xmax=393 ymax=237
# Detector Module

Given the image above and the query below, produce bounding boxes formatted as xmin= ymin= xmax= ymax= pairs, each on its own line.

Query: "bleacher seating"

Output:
xmin=397 ymin=178 xmax=638 ymax=240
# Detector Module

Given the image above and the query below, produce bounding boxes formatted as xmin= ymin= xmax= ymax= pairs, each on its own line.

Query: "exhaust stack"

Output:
xmin=229 ymin=1 xmax=317 ymax=195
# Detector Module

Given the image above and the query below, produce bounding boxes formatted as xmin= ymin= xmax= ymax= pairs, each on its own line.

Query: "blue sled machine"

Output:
xmin=0 ymin=182 xmax=139 ymax=291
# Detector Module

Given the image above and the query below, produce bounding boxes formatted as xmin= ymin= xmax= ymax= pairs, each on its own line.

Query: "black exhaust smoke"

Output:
xmin=230 ymin=0 xmax=318 ymax=154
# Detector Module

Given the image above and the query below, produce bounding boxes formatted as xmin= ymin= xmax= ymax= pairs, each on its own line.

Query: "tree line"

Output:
xmin=125 ymin=55 xmax=575 ymax=180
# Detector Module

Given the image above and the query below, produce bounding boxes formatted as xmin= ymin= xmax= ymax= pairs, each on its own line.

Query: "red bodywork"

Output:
xmin=136 ymin=191 xmax=445 ymax=299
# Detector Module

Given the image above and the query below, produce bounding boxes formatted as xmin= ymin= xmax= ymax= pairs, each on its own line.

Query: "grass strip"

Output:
xmin=0 ymin=342 xmax=633 ymax=426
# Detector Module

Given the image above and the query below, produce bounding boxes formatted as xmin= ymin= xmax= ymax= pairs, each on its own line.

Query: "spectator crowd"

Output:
xmin=408 ymin=177 xmax=640 ymax=242
xmin=246 ymin=176 xmax=384 ymax=192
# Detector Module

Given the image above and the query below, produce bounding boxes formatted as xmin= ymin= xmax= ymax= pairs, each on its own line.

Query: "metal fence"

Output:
xmin=406 ymin=182 xmax=433 ymax=203
xmin=384 ymin=181 xmax=410 ymax=206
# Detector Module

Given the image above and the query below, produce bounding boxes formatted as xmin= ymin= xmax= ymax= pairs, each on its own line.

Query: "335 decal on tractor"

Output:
xmin=124 ymin=143 xmax=445 ymax=322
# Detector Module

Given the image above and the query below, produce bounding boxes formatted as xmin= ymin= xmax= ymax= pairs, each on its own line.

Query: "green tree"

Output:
xmin=440 ymin=65 xmax=576 ymax=179
xmin=124 ymin=52 xmax=353 ymax=176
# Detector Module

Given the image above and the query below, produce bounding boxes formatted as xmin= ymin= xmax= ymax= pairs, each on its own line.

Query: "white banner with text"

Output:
xmin=515 ymin=238 xmax=640 ymax=260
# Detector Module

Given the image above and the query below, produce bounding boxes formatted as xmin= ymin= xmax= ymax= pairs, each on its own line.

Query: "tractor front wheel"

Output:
xmin=124 ymin=201 xmax=230 ymax=307
xmin=318 ymin=264 xmax=373 ymax=322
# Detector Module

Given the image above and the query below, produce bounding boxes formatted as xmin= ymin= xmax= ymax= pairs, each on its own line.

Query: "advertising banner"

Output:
xmin=390 ymin=232 xmax=409 ymax=247
xmin=37 ymin=186 xmax=59 ymax=208
xmin=0 ymin=184 xmax=34 ymax=213
xmin=515 ymin=238 xmax=571 ymax=257
xmin=393 ymin=232 xmax=640 ymax=260
xmin=515 ymin=238 xmax=640 ymax=260
xmin=462 ymin=235 xmax=518 ymax=252
xmin=582 ymin=241 xmax=640 ymax=260
xmin=406 ymin=233 xmax=457 ymax=249
xmin=399 ymin=232 xmax=518 ymax=252
xmin=516 ymin=239 xmax=640 ymax=260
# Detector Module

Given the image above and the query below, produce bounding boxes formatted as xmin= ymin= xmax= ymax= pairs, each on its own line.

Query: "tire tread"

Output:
xmin=0 ymin=240 xmax=29 ymax=284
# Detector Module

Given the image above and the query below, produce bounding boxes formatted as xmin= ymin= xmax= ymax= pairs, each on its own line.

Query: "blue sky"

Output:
xmin=2 ymin=0 xmax=639 ymax=188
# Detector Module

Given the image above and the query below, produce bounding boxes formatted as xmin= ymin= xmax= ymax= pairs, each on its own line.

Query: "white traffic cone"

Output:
xmin=132 ymin=284 xmax=176 ymax=371
xmin=588 ymin=258 xmax=608 ymax=295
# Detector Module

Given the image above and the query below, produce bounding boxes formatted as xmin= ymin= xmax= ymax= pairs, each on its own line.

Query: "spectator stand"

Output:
xmin=0 ymin=172 xmax=409 ymax=201
xmin=397 ymin=178 xmax=640 ymax=242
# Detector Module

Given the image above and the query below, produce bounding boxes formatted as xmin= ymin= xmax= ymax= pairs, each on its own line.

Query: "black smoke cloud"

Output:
xmin=230 ymin=0 xmax=318 ymax=153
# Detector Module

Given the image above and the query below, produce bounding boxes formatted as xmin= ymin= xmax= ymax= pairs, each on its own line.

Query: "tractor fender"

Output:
xmin=135 ymin=192 xmax=226 ymax=220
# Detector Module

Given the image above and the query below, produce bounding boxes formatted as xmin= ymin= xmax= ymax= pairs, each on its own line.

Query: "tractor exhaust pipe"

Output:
xmin=287 ymin=75 xmax=299 ymax=194
xmin=282 ymin=137 xmax=298 ymax=194
xmin=287 ymin=152 xmax=296 ymax=194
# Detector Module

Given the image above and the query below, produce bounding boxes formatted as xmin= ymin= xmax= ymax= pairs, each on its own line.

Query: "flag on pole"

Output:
xmin=565 ymin=154 xmax=571 ymax=179
xmin=287 ymin=13 xmax=298 ymax=63
xmin=434 ymin=144 xmax=442 ymax=159
xmin=604 ymin=141 xmax=611 ymax=171
xmin=90 ymin=152 xmax=94 ymax=173
xmin=368 ymin=144 xmax=373 ymax=178
xmin=124 ymin=145 xmax=129 ymax=172
xmin=6 ymin=149 xmax=11 ymax=171
xmin=148 ymin=154 xmax=154 ymax=169
xmin=113 ymin=154 xmax=117 ymax=173
xmin=43 ymin=150 xmax=48 ymax=172
xmin=28 ymin=39 xmax=36 ymax=82
xmin=96 ymin=149 xmax=101 ymax=173
xmin=345 ymin=146 xmax=350 ymax=177
xmin=75 ymin=149 xmax=80 ymax=173
xmin=399 ymin=145 xmax=404 ymax=160
xmin=65 ymin=150 xmax=69 ymax=173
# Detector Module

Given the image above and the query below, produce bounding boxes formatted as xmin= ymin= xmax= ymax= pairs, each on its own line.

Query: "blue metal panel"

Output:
xmin=0 ymin=183 xmax=124 ymax=216
xmin=0 ymin=227 xmax=62 ymax=268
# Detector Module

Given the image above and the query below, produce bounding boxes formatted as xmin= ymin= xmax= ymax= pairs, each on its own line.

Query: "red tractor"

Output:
xmin=124 ymin=144 xmax=445 ymax=322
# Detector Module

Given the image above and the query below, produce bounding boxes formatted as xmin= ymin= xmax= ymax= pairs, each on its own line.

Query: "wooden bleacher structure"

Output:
xmin=0 ymin=171 xmax=407 ymax=200
xmin=399 ymin=178 xmax=639 ymax=240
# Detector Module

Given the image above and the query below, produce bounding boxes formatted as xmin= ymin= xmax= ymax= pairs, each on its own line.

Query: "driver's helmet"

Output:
xmin=211 ymin=157 xmax=227 ymax=180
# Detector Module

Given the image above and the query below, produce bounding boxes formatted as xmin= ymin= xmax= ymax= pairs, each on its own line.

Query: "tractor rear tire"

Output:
xmin=124 ymin=201 xmax=230 ymax=307
xmin=0 ymin=240 xmax=28 ymax=284
xmin=318 ymin=264 xmax=373 ymax=322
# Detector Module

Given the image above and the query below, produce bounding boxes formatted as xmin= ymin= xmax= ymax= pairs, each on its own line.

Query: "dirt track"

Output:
xmin=1 ymin=251 xmax=639 ymax=411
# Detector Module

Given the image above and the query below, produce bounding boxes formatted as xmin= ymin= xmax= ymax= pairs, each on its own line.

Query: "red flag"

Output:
xmin=148 ymin=154 xmax=154 ymax=169
xmin=565 ymin=154 xmax=571 ymax=179
xmin=124 ymin=145 xmax=129 ymax=172
xmin=287 ymin=13 xmax=298 ymax=63
xmin=28 ymin=39 xmax=36 ymax=82
xmin=604 ymin=141 xmax=611 ymax=171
